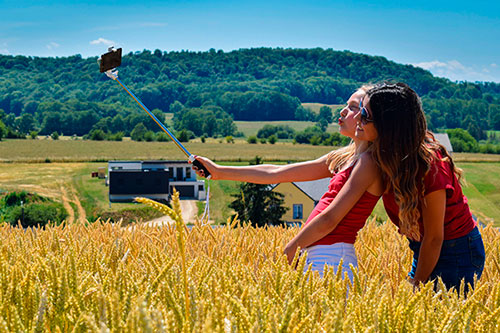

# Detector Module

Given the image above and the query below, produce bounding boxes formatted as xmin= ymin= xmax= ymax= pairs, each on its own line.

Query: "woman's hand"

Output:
xmin=283 ymin=240 xmax=299 ymax=265
xmin=190 ymin=156 xmax=219 ymax=179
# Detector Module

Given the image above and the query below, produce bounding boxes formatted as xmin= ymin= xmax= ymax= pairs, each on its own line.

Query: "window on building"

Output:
xmin=293 ymin=204 xmax=303 ymax=219
xmin=186 ymin=168 xmax=191 ymax=179
xmin=198 ymin=185 xmax=204 ymax=191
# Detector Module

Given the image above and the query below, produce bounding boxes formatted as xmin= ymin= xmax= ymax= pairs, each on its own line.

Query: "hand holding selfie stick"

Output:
xmin=98 ymin=47 xmax=211 ymax=179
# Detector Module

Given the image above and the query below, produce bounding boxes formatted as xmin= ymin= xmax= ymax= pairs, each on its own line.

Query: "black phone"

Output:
xmin=99 ymin=48 xmax=122 ymax=73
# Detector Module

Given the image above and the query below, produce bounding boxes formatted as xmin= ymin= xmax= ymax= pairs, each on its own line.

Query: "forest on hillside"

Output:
xmin=0 ymin=47 xmax=500 ymax=141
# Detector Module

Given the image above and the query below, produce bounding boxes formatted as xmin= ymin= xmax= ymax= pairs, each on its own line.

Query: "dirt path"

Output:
xmin=70 ymin=187 xmax=86 ymax=223
xmin=60 ymin=185 xmax=75 ymax=224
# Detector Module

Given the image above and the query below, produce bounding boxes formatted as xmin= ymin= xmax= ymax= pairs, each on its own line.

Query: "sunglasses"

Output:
xmin=359 ymin=98 xmax=374 ymax=125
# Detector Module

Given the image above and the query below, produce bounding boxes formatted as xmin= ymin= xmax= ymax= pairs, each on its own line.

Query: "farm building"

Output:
xmin=433 ymin=133 xmax=453 ymax=152
xmin=271 ymin=178 xmax=330 ymax=224
xmin=107 ymin=160 xmax=206 ymax=203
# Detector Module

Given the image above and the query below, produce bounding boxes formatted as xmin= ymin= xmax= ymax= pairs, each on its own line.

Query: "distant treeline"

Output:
xmin=0 ymin=48 xmax=500 ymax=140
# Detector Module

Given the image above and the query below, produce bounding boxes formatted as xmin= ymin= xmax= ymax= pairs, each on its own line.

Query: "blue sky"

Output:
xmin=1 ymin=0 xmax=499 ymax=82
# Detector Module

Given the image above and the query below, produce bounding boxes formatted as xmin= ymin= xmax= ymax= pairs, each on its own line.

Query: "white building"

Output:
xmin=108 ymin=160 xmax=206 ymax=203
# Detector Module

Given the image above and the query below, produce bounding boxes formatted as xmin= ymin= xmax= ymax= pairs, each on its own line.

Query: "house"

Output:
xmin=271 ymin=178 xmax=330 ymax=224
xmin=433 ymin=133 xmax=453 ymax=153
xmin=108 ymin=160 xmax=206 ymax=203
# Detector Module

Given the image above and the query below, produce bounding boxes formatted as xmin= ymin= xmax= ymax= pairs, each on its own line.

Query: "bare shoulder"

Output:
xmin=356 ymin=151 xmax=380 ymax=174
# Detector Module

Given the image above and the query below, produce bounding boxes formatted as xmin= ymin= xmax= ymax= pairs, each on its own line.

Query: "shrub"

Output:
xmin=3 ymin=190 xmax=28 ymax=207
xmin=156 ymin=132 xmax=170 ymax=142
xmin=447 ymin=128 xmax=479 ymax=152
xmin=247 ymin=135 xmax=257 ymax=144
xmin=108 ymin=132 xmax=124 ymax=141
xmin=225 ymin=136 xmax=234 ymax=143
xmin=9 ymin=202 xmax=68 ymax=228
xmin=88 ymin=129 xmax=106 ymax=141
xmin=29 ymin=131 xmax=38 ymax=139
xmin=144 ymin=131 xmax=155 ymax=142
xmin=268 ymin=135 xmax=277 ymax=144
xmin=51 ymin=131 xmax=59 ymax=140
xmin=177 ymin=129 xmax=194 ymax=142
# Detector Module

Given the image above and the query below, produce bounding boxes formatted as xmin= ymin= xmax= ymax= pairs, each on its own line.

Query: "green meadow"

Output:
xmin=234 ymin=120 xmax=339 ymax=137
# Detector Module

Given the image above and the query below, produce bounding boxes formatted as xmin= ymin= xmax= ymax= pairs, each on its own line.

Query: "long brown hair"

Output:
xmin=367 ymin=83 xmax=461 ymax=241
xmin=326 ymin=85 xmax=374 ymax=173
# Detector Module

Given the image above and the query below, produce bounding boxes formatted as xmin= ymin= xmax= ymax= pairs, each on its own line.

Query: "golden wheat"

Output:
xmin=0 ymin=192 xmax=498 ymax=331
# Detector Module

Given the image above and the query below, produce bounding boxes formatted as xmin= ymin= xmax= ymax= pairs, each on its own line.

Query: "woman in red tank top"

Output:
xmin=192 ymin=87 xmax=383 ymax=279
xmin=358 ymin=82 xmax=485 ymax=292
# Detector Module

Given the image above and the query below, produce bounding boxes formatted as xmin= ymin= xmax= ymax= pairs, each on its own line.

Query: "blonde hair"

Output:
xmin=326 ymin=85 xmax=374 ymax=173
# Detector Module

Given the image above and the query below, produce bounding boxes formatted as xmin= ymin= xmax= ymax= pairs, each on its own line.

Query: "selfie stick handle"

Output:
xmin=105 ymin=70 xmax=211 ymax=179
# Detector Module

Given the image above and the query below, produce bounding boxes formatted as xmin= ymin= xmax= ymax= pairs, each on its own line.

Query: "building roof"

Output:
xmin=433 ymin=133 xmax=453 ymax=152
xmin=292 ymin=178 xmax=330 ymax=201
xmin=272 ymin=177 xmax=330 ymax=202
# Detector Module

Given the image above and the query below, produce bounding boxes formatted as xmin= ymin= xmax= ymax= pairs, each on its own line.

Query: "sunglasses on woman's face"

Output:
xmin=359 ymin=98 xmax=374 ymax=125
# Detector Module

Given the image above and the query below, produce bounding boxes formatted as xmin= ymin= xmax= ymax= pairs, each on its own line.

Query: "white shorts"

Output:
xmin=302 ymin=243 xmax=358 ymax=280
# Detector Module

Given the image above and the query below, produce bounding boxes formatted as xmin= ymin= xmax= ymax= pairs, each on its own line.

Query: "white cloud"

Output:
xmin=491 ymin=63 xmax=498 ymax=68
xmin=90 ymin=37 xmax=115 ymax=46
xmin=412 ymin=59 xmax=498 ymax=82
xmin=0 ymin=42 xmax=9 ymax=55
xmin=46 ymin=42 xmax=60 ymax=50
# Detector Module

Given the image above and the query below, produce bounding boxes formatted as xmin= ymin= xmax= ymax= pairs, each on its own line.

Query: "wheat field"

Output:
xmin=1 ymin=193 xmax=500 ymax=331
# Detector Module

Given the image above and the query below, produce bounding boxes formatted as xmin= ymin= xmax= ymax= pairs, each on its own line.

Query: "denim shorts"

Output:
xmin=408 ymin=226 xmax=485 ymax=292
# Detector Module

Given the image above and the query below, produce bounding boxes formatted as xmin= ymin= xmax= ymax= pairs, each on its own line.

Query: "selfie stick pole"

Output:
xmin=104 ymin=69 xmax=211 ymax=178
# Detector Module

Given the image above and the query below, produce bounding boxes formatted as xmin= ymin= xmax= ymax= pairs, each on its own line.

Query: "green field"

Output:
xmin=0 ymin=139 xmax=339 ymax=162
xmin=235 ymin=120 xmax=339 ymax=137
xmin=302 ymin=102 xmax=344 ymax=113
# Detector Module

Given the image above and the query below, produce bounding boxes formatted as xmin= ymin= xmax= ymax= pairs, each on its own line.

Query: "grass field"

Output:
xmin=3 ymin=139 xmax=500 ymax=163
xmin=0 ymin=162 xmax=162 ymax=223
xmin=234 ymin=120 xmax=339 ymax=137
xmin=0 ymin=139 xmax=338 ymax=162
xmin=302 ymin=102 xmax=344 ymax=113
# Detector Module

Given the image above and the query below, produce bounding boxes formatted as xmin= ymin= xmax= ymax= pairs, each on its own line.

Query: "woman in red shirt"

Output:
xmin=357 ymin=82 xmax=485 ymax=292
xmin=193 ymin=87 xmax=383 ymax=279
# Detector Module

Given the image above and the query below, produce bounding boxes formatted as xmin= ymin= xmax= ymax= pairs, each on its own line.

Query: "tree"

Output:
xmin=131 ymin=122 xmax=147 ymax=141
xmin=18 ymin=113 xmax=37 ymax=134
xmin=446 ymin=128 xmax=478 ymax=152
xmin=229 ymin=156 xmax=287 ymax=227
xmin=0 ymin=120 xmax=6 ymax=140
xmin=318 ymin=106 xmax=333 ymax=123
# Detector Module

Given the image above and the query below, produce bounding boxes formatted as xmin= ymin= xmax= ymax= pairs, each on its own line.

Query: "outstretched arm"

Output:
xmin=191 ymin=154 xmax=332 ymax=184
xmin=283 ymin=153 xmax=381 ymax=263
xmin=410 ymin=190 xmax=445 ymax=286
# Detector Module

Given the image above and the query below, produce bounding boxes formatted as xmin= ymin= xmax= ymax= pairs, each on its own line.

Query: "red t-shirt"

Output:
xmin=382 ymin=152 xmax=476 ymax=240
xmin=304 ymin=164 xmax=381 ymax=246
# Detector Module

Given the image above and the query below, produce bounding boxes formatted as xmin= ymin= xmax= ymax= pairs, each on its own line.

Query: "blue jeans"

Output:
xmin=408 ymin=226 xmax=485 ymax=292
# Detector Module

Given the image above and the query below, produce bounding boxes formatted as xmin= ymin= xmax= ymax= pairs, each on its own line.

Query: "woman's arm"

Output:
xmin=411 ymin=189 xmax=445 ymax=286
xmin=283 ymin=153 xmax=381 ymax=263
xmin=192 ymin=154 xmax=332 ymax=184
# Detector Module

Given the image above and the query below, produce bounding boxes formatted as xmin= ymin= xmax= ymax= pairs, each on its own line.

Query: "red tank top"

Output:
xmin=304 ymin=164 xmax=381 ymax=246
xmin=382 ymin=151 xmax=476 ymax=240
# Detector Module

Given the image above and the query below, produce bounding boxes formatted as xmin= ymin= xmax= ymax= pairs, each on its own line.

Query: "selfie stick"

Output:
xmin=100 ymin=49 xmax=211 ymax=179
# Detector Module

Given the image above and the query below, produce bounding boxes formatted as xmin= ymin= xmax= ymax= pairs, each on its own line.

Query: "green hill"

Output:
xmin=1 ymin=48 xmax=499 ymax=138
